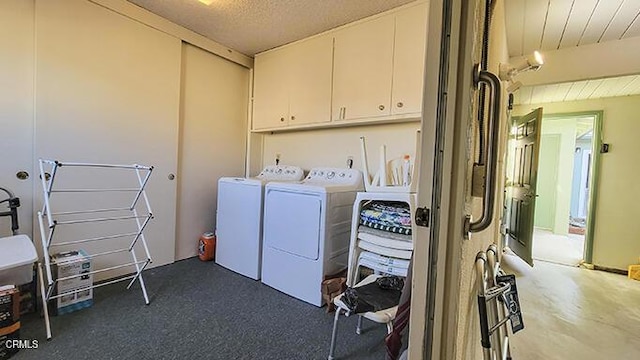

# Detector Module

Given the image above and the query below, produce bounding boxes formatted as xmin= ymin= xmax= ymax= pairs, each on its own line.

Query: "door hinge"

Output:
xmin=415 ymin=207 xmax=430 ymax=228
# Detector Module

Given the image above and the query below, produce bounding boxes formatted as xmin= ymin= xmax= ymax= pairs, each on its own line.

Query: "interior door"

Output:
xmin=177 ymin=43 xmax=249 ymax=260
xmin=0 ymin=0 xmax=34 ymax=239
xmin=34 ymin=0 xmax=181 ymax=279
xmin=505 ymin=108 xmax=543 ymax=266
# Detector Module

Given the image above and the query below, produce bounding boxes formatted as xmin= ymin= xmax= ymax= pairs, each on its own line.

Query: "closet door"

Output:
xmin=34 ymin=0 xmax=181 ymax=277
xmin=0 ymin=0 xmax=34 ymax=239
xmin=176 ymin=43 xmax=249 ymax=260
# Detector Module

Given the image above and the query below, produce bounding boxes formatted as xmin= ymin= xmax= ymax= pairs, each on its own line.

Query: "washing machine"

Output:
xmin=215 ymin=165 xmax=304 ymax=280
xmin=261 ymin=167 xmax=364 ymax=306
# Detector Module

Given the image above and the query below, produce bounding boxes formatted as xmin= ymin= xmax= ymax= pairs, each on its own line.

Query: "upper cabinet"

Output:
xmin=392 ymin=3 xmax=429 ymax=116
xmin=253 ymin=34 xmax=333 ymax=130
xmin=332 ymin=15 xmax=395 ymax=122
xmin=253 ymin=46 xmax=290 ymax=130
xmin=252 ymin=1 xmax=428 ymax=131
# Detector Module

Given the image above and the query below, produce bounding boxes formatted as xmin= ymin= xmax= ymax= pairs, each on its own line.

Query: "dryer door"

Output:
xmin=264 ymin=190 xmax=321 ymax=260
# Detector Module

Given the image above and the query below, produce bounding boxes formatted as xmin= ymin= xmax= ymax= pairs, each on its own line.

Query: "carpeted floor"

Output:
xmin=13 ymin=259 xmax=387 ymax=360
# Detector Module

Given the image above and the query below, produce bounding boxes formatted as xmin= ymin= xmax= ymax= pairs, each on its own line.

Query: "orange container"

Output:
xmin=198 ymin=232 xmax=216 ymax=261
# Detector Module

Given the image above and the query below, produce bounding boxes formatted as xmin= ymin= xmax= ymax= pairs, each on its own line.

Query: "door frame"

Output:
xmin=539 ymin=111 xmax=603 ymax=264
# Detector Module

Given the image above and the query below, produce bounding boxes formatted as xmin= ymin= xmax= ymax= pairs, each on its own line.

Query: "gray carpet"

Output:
xmin=13 ymin=258 xmax=387 ymax=360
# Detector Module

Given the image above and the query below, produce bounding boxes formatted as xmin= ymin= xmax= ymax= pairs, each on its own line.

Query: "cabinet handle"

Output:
xmin=280 ymin=117 xmax=285 ymax=122
xmin=397 ymin=102 xmax=404 ymax=108
xmin=291 ymin=115 xmax=295 ymax=121
xmin=378 ymin=105 xmax=385 ymax=111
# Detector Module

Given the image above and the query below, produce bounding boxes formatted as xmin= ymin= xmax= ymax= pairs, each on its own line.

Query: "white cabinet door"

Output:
xmin=392 ymin=3 xmax=429 ymax=116
xmin=332 ymin=16 xmax=395 ymax=121
xmin=288 ymin=35 xmax=333 ymax=126
xmin=176 ymin=43 xmax=249 ymax=260
xmin=253 ymin=47 xmax=290 ymax=130
xmin=0 ymin=0 xmax=34 ymax=239
xmin=35 ymin=0 xmax=181 ymax=278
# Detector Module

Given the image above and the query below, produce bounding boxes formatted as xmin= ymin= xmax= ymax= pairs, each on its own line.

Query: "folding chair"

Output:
xmin=327 ymin=227 xmax=412 ymax=360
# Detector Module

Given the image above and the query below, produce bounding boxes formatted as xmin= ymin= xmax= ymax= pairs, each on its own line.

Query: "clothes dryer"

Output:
xmin=261 ymin=168 xmax=363 ymax=306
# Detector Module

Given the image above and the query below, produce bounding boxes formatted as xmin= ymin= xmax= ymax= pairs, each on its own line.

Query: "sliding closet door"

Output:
xmin=34 ymin=0 xmax=181 ymax=278
xmin=176 ymin=44 xmax=249 ymax=260
xmin=0 ymin=0 xmax=34 ymax=239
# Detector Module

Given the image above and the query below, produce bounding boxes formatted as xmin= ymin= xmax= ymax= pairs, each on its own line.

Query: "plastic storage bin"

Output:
xmin=0 ymin=235 xmax=37 ymax=286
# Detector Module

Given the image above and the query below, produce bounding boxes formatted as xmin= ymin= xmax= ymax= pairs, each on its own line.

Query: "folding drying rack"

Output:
xmin=36 ymin=159 xmax=154 ymax=339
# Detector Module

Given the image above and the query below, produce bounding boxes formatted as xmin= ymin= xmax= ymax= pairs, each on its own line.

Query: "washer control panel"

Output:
xmin=257 ymin=165 xmax=304 ymax=181
xmin=303 ymin=168 xmax=363 ymax=185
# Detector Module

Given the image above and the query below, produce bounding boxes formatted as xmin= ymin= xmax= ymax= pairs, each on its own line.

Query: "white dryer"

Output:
xmin=215 ymin=165 xmax=304 ymax=280
xmin=261 ymin=168 xmax=364 ymax=306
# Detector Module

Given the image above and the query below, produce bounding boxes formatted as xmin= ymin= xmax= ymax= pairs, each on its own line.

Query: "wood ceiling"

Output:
xmin=505 ymin=0 xmax=640 ymax=57
xmin=513 ymin=75 xmax=640 ymax=105
xmin=506 ymin=0 xmax=640 ymax=105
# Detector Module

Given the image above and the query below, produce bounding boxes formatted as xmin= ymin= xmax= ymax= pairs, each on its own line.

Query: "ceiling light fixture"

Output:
xmin=198 ymin=0 xmax=214 ymax=5
xmin=499 ymin=50 xmax=544 ymax=82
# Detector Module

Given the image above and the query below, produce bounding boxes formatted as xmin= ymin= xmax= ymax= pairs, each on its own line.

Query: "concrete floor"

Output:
xmin=503 ymin=252 xmax=640 ymax=359
xmin=533 ymin=228 xmax=584 ymax=266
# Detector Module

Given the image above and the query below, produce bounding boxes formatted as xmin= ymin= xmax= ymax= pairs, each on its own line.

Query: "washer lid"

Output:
xmin=0 ymin=235 xmax=37 ymax=271
xmin=218 ymin=177 xmax=266 ymax=186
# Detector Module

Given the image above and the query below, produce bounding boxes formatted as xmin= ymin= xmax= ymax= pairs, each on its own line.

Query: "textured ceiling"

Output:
xmin=127 ymin=0 xmax=416 ymax=56
xmin=505 ymin=0 xmax=640 ymax=57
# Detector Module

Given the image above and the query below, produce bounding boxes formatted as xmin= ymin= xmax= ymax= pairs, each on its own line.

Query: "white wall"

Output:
xmin=515 ymin=95 xmax=640 ymax=271
xmin=260 ymin=122 xmax=421 ymax=174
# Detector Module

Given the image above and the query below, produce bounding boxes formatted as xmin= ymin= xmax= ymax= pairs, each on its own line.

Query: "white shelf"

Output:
xmin=346 ymin=191 xmax=417 ymax=286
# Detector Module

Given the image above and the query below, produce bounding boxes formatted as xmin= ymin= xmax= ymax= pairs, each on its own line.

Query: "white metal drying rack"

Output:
xmin=36 ymin=159 xmax=154 ymax=339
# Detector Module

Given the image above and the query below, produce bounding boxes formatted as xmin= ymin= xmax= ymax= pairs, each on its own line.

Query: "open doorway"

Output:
xmin=531 ymin=113 xmax=599 ymax=266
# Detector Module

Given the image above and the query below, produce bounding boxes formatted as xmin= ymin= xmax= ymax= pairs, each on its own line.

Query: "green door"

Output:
xmin=505 ymin=108 xmax=543 ymax=266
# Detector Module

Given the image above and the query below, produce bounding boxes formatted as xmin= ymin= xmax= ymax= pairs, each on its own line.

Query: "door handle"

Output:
xmin=469 ymin=65 xmax=501 ymax=233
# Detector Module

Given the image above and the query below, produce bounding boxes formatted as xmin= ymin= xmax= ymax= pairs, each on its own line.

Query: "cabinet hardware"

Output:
xmin=291 ymin=115 xmax=296 ymax=121
xmin=168 ymin=174 xmax=175 ymax=180
xmin=16 ymin=171 xmax=29 ymax=180
xmin=280 ymin=117 xmax=285 ymax=122
xmin=378 ymin=105 xmax=385 ymax=111
xmin=397 ymin=102 xmax=404 ymax=108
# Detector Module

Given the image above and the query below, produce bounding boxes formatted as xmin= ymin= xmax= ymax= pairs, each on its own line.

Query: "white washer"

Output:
xmin=216 ymin=165 xmax=304 ymax=280
xmin=261 ymin=167 xmax=364 ymax=306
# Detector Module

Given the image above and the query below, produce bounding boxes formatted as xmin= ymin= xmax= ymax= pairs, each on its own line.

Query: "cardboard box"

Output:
xmin=0 ymin=286 xmax=20 ymax=360
xmin=50 ymin=250 xmax=93 ymax=315
xmin=18 ymin=265 xmax=37 ymax=315
xmin=0 ymin=287 xmax=19 ymax=329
